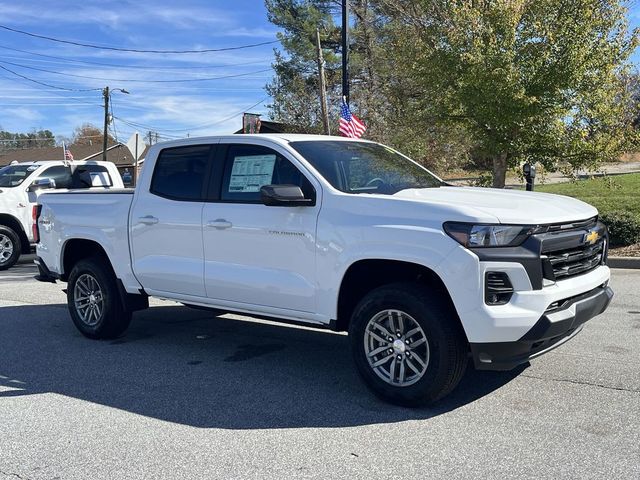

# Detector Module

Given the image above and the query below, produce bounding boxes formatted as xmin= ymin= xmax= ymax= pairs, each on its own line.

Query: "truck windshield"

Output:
xmin=0 ymin=165 xmax=38 ymax=187
xmin=290 ymin=140 xmax=443 ymax=194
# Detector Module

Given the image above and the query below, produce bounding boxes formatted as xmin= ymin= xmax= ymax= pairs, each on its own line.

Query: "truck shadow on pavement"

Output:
xmin=0 ymin=303 xmax=526 ymax=429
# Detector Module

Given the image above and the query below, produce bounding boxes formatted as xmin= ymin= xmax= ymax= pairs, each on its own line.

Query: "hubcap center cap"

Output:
xmin=392 ymin=339 xmax=406 ymax=354
xmin=89 ymin=294 xmax=96 ymax=304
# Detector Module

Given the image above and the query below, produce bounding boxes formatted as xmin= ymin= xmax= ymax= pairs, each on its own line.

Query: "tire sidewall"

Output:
xmin=67 ymin=258 xmax=123 ymax=339
xmin=0 ymin=226 xmax=21 ymax=271
xmin=350 ymin=284 xmax=459 ymax=406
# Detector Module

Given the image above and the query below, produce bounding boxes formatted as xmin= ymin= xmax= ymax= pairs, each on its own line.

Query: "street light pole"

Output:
xmin=102 ymin=86 xmax=109 ymax=163
xmin=102 ymin=87 xmax=129 ymax=163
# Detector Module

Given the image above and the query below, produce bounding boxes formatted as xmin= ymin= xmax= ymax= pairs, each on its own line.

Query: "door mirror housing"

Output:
xmin=260 ymin=184 xmax=314 ymax=207
xmin=28 ymin=177 xmax=56 ymax=192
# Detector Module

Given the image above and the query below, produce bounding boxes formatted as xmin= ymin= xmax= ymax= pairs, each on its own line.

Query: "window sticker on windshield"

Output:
xmin=228 ymin=154 xmax=276 ymax=193
xmin=27 ymin=166 xmax=38 ymax=171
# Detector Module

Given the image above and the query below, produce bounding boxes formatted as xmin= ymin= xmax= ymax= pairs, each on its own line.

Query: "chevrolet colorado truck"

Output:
xmin=0 ymin=160 xmax=123 ymax=270
xmin=35 ymin=135 xmax=613 ymax=406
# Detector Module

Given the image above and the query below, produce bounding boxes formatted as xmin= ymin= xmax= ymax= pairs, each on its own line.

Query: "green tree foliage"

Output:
xmin=265 ymin=0 xmax=341 ymax=132
xmin=0 ymin=129 xmax=55 ymax=153
xmin=265 ymin=0 xmax=473 ymax=171
xmin=266 ymin=0 xmax=639 ymax=185
xmin=375 ymin=0 xmax=640 ymax=186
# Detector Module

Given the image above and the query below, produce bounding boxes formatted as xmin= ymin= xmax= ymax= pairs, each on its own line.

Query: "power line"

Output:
xmin=113 ymin=97 xmax=268 ymax=134
xmin=0 ymin=59 xmax=272 ymax=83
xmin=0 ymin=24 xmax=279 ymax=54
xmin=0 ymin=45 xmax=268 ymax=71
xmin=0 ymin=63 xmax=101 ymax=92
xmin=0 ymin=72 xmax=104 ymax=110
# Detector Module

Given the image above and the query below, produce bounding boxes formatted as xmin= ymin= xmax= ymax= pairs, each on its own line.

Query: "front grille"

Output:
xmin=542 ymin=237 xmax=605 ymax=281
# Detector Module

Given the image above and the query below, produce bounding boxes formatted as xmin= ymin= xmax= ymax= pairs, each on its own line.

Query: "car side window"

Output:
xmin=71 ymin=165 xmax=114 ymax=188
xmin=150 ymin=145 xmax=212 ymax=201
xmin=220 ymin=145 xmax=314 ymax=203
xmin=39 ymin=166 xmax=72 ymax=189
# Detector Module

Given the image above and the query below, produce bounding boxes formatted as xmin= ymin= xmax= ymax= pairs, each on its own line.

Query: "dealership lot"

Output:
xmin=0 ymin=261 xmax=638 ymax=479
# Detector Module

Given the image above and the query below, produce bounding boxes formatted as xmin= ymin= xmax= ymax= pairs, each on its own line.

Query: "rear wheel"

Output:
xmin=0 ymin=226 xmax=21 ymax=271
xmin=349 ymin=282 xmax=468 ymax=407
xmin=67 ymin=257 xmax=132 ymax=339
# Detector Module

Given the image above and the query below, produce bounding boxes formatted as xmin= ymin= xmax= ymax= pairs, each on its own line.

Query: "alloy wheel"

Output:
xmin=363 ymin=309 xmax=430 ymax=387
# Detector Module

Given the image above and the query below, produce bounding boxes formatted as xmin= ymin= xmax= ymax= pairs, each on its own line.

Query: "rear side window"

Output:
xmin=39 ymin=166 xmax=72 ymax=189
xmin=71 ymin=165 xmax=113 ymax=188
xmin=150 ymin=145 xmax=211 ymax=201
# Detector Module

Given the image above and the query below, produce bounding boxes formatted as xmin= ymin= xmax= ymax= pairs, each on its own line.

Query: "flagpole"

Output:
xmin=341 ymin=0 xmax=349 ymax=105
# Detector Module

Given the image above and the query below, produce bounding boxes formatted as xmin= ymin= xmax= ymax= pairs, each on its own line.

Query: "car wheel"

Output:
xmin=349 ymin=282 xmax=468 ymax=407
xmin=0 ymin=226 xmax=21 ymax=271
xmin=67 ymin=256 xmax=132 ymax=339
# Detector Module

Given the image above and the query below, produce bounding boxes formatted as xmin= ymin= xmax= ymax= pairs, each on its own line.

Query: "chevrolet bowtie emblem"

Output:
xmin=584 ymin=230 xmax=599 ymax=245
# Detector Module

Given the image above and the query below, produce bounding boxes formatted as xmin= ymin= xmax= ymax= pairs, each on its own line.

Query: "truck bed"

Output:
xmin=37 ymin=189 xmax=138 ymax=290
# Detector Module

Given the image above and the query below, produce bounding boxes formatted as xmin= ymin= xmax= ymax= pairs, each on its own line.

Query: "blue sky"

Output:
xmin=0 ymin=0 xmax=278 ymax=143
xmin=1 ymin=0 xmax=640 ymax=146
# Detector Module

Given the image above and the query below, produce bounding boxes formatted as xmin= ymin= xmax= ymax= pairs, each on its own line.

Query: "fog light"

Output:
xmin=485 ymin=272 xmax=514 ymax=305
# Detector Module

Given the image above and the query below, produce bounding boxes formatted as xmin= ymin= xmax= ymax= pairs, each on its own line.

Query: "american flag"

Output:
xmin=63 ymin=142 xmax=74 ymax=161
xmin=339 ymin=100 xmax=366 ymax=138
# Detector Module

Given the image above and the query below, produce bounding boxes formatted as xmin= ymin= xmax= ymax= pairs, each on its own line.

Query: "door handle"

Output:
xmin=138 ymin=215 xmax=159 ymax=225
xmin=207 ymin=219 xmax=233 ymax=230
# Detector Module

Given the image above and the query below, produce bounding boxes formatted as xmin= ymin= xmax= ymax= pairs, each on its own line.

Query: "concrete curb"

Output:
xmin=608 ymin=257 xmax=640 ymax=269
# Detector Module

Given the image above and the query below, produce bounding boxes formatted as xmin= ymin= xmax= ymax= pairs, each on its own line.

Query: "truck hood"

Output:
xmin=392 ymin=186 xmax=598 ymax=225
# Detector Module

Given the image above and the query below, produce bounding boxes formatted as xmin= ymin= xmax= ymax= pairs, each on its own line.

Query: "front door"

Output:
xmin=202 ymin=143 xmax=320 ymax=313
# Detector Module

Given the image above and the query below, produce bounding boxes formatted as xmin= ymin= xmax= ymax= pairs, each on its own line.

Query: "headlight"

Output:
xmin=443 ymin=222 xmax=534 ymax=248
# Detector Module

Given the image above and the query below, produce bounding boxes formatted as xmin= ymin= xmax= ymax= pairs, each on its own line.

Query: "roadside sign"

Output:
xmin=126 ymin=132 xmax=146 ymax=160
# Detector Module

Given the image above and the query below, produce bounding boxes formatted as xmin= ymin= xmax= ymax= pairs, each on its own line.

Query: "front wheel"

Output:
xmin=0 ymin=226 xmax=21 ymax=271
xmin=67 ymin=257 xmax=132 ymax=339
xmin=349 ymin=283 xmax=468 ymax=407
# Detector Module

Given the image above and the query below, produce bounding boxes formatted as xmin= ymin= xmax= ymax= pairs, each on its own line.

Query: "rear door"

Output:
xmin=130 ymin=144 xmax=215 ymax=297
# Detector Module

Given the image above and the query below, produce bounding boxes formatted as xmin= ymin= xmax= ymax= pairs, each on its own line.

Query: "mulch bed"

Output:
xmin=610 ymin=243 xmax=640 ymax=257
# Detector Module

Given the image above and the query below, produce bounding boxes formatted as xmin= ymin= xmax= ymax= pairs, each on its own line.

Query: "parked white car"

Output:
xmin=0 ymin=160 xmax=123 ymax=270
xmin=35 ymin=135 xmax=613 ymax=405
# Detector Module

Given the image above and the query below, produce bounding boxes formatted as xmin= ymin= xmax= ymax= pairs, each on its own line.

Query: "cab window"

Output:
xmin=220 ymin=145 xmax=314 ymax=203
xmin=38 ymin=166 xmax=72 ymax=189
xmin=150 ymin=145 xmax=212 ymax=201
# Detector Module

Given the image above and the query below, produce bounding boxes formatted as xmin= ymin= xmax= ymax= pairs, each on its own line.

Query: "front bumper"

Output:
xmin=470 ymin=285 xmax=613 ymax=370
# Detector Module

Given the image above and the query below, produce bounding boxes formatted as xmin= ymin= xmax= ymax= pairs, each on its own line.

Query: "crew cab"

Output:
xmin=0 ymin=160 xmax=123 ymax=270
xmin=35 ymin=135 xmax=613 ymax=405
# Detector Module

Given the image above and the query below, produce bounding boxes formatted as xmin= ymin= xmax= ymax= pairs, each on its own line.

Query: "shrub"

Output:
xmin=600 ymin=211 xmax=640 ymax=247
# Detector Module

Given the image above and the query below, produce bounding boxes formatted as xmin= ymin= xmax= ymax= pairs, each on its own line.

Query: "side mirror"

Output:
xmin=260 ymin=184 xmax=313 ymax=207
xmin=28 ymin=177 xmax=56 ymax=192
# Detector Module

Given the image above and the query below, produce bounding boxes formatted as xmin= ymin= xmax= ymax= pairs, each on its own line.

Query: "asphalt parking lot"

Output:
xmin=1 ymin=257 xmax=638 ymax=479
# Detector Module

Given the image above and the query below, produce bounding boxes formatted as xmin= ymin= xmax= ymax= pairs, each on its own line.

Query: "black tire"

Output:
xmin=349 ymin=282 xmax=468 ymax=407
xmin=67 ymin=256 xmax=132 ymax=339
xmin=0 ymin=225 xmax=21 ymax=271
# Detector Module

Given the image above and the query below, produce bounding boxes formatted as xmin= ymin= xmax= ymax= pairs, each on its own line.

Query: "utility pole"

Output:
xmin=102 ymin=86 xmax=109 ymax=163
xmin=315 ymin=28 xmax=330 ymax=135
xmin=341 ymin=0 xmax=349 ymax=104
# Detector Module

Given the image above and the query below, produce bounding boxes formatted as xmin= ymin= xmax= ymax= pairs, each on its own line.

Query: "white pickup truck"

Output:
xmin=35 ymin=134 xmax=613 ymax=405
xmin=0 ymin=160 xmax=123 ymax=270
